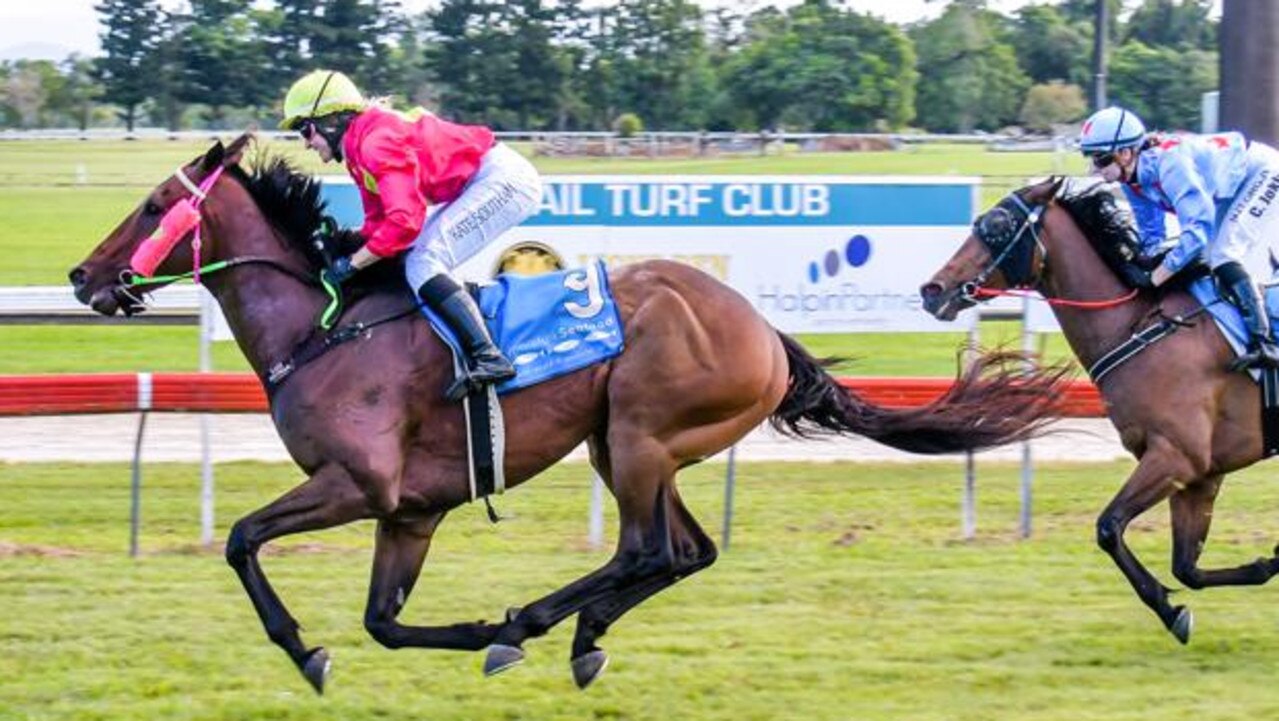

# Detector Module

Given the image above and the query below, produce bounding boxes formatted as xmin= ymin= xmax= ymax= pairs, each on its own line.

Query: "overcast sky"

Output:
xmin=0 ymin=0 xmax=1223 ymax=62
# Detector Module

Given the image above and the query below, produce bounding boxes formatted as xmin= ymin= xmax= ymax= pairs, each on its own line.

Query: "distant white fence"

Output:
xmin=0 ymin=285 xmax=203 ymax=323
xmin=0 ymin=127 xmax=1045 ymax=149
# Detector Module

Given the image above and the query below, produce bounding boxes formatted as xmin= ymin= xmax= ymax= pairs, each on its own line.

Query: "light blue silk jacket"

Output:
xmin=1121 ymin=132 xmax=1252 ymax=274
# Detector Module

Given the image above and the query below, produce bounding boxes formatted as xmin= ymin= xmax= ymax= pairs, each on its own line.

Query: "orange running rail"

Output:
xmin=0 ymin=373 xmax=1106 ymax=418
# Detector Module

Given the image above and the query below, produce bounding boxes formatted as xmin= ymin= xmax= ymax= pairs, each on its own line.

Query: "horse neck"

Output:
xmin=1036 ymin=206 xmax=1154 ymax=369
xmin=198 ymin=183 xmax=327 ymax=379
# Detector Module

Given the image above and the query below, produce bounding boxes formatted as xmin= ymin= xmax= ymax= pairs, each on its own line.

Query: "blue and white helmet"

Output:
xmin=1079 ymin=107 xmax=1147 ymax=153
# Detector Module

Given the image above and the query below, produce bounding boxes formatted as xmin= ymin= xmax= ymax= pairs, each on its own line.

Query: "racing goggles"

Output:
xmin=1086 ymin=151 xmax=1116 ymax=170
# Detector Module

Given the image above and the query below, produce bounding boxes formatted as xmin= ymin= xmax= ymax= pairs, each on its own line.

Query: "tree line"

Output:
xmin=1 ymin=0 xmax=1218 ymax=135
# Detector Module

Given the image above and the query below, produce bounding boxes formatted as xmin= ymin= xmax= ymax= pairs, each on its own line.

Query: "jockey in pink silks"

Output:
xmin=280 ymin=70 xmax=543 ymax=399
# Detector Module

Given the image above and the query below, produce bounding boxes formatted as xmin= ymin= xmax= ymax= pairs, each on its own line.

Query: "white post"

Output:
xmin=962 ymin=323 xmax=978 ymax=539
xmin=199 ymin=290 xmax=215 ymax=548
xmin=721 ymin=445 xmax=737 ymax=551
xmin=1019 ymin=295 xmax=1035 ymax=539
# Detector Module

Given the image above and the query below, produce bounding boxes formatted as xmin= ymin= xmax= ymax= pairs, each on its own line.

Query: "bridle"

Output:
xmin=112 ymin=162 xmax=417 ymax=373
xmin=118 ymin=164 xmax=320 ymax=311
xmin=961 ymin=191 xmax=1047 ymax=301
xmin=961 ymin=190 xmax=1140 ymax=310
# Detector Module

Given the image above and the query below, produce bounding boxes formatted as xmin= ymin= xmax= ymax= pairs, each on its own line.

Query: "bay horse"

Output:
xmin=69 ymin=134 xmax=1067 ymax=694
xmin=921 ymin=177 xmax=1276 ymax=645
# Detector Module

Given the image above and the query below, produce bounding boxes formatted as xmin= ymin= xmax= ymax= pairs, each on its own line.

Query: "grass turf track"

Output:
xmin=3 ymin=458 xmax=1279 ymax=720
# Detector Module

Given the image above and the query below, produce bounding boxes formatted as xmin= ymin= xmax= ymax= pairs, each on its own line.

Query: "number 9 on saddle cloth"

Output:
xmin=424 ymin=260 xmax=624 ymax=394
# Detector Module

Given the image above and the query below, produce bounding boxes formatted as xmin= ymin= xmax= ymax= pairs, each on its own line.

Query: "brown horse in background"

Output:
xmin=69 ymin=134 xmax=1068 ymax=694
xmin=921 ymin=177 xmax=1276 ymax=645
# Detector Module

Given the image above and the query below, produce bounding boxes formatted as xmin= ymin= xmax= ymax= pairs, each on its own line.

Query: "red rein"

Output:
xmin=970 ymin=286 xmax=1139 ymax=309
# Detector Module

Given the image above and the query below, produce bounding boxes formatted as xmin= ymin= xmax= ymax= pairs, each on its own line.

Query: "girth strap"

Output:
xmin=1087 ymin=307 xmax=1208 ymax=385
xmin=264 ymin=304 xmax=419 ymax=396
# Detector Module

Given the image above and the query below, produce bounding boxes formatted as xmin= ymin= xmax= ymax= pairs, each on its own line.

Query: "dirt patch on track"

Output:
xmin=0 ymin=541 xmax=84 ymax=558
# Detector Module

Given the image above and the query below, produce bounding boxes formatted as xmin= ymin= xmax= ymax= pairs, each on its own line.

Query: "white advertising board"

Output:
xmin=318 ymin=175 xmax=986 ymax=334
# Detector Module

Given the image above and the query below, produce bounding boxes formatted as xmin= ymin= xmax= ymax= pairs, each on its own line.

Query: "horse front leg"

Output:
xmin=224 ymin=463 xmax=374 ymax=694
xmin=1170 ymin=474 xmax=1279 ymax=590
xmin=1096 ymin=443 xmax=1196 ymax=643
xmin=362 ymin=514 xmax=503 ymax=652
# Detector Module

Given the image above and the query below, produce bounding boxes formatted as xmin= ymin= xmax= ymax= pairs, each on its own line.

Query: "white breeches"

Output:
xmin=403 ymin=143 xmax=543 ymax=291
xmin=1213 ymin=143 xmax=1279 ymax=284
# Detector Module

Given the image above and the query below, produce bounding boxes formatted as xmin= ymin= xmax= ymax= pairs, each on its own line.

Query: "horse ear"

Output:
xmin=224 ymin=131 xmax=255 ymax=167
xmin=1048 ymin=175 xmax=1067 ymax=198
xmin=200 ymin=141 xmax=226 ymax=171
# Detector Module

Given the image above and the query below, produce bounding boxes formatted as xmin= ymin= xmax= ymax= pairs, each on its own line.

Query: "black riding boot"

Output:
xmin=418 ymin=274 xmax=516 ymax=400
xmin=1216 ymin=261 xmax=1279 ymax=371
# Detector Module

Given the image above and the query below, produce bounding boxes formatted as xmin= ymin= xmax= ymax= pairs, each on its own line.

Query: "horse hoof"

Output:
xmin=484 ymin=644 xmax=525 ymax=676
xmin=571 ymin=649 xmax=609 ymax=690
xmin=1170 ymin=606 xmax=1193 ymax=645
xmin=302 ymin=647 xmax=331 ymax=695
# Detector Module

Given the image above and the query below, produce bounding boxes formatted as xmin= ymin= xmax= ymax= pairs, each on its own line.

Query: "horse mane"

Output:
xmin=1053 ymin=183 xmax=1145 ymax=272
xmin=225 ymin=152 xmax=404 ymax=288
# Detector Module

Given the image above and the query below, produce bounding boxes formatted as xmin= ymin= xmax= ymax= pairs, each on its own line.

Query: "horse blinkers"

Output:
xmin=969 ymin=195 xmax=1045 ymax=291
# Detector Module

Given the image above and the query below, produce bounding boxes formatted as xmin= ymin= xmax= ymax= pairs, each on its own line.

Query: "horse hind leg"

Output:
xmin=362 ymin=514 xmax=503 ymax=652
xmin=483 ymin=436 xmax=686 ymax=677
xmin=1171 ymin=474 xmax=1279 ymax=592
xmin=224 ymin=463 xmax=373 ymax=694
xmin=569 ymin=485 xmax=717 ymax=689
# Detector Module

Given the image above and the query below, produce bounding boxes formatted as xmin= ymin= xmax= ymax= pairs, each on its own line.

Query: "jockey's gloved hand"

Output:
xmin=322 ymin=255 xmax=357 ymax=287
xmin=1118 ymin=263 xmax=1154 ymax=289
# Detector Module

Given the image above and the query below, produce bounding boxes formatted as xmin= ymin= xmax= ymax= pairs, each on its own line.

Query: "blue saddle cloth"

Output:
xmin=1187 ymin=276 xmax=1279 ymax=376
xmin=420 ymin=261 xmax=625 ymax=394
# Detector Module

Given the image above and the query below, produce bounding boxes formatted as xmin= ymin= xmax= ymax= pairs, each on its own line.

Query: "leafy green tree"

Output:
xmin=51 ymin=56 xmax=104 ymax=131
xmin=588 ymin=0 xmax=715 ymax=130
xmin=177 ymin=0 xmax=274 ymax=127
xmin=1057 ymin=0 xmax=1123 ymax=36
xmin=309 ymin=0 xmax=405 ymax=91
xmin=95 ymin=0 xmax=162 ymax=130
xmin=723 ymin=1 xmax=915 ymax=132
xmin=149 ymin=10 xmax=190 ymax=130
xmin=911 ymin=2 xmax=1029 ymax=132
xmin=427 ymin=0 xmax=586 ymax=129
xmin=259 ymin=0 xmax=318 ymax=93
xmin=427 ymin=0 xmax=523 ymax=127
xmin=1011 ymin=4 xmax=1091 ymax=86
xmin=1 ymin=62 xmax=51 ymax=128
xmin=1108 ymin=41 xmax=1217 ymax=130
xmin=1124 ymin=0 xmax=1216 ymax=51
xmin=502 ymin=0 xmax=579 ymax=129
xmin=1019 ymin=81 xmax=1087 ymax=132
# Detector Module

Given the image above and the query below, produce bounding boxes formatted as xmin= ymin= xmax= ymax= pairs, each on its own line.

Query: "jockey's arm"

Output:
xmin=355 ymin=128 xmax=429 ymax=262
xmin=1121 ymin=184 xmax=1167 ymax=253
xmin=356 ymin=171 xmax=385 ymax=240
xmin=350 ymin=244 xmax=382 ymax=270
xmin=1152 ymin=152 xmax=1215 ymax=286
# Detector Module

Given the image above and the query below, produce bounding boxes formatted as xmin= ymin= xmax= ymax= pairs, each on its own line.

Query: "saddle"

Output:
xmin=1094 ymin=255 xmax=1279 ymax=456
xmin=419 ymin=261 xmax=625 ymax=500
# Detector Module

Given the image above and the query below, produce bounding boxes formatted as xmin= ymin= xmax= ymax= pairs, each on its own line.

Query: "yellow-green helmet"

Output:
xmin=279 ymin=70 xmax=364 ymax=130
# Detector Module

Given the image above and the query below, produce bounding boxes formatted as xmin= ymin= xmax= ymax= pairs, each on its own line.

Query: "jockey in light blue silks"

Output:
xmin=1080 ymin=106 xmax=1279 ymax=369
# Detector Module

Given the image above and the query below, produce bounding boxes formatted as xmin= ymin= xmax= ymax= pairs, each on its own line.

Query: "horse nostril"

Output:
xmin=69 ymin=267 xmax=86 ymax=288
xmin=920 ymin=282 xmax=943 ymax=300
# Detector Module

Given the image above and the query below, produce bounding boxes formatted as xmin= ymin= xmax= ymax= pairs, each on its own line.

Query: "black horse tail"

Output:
xmin=768 ymin=332 xmax=1070 ymax=454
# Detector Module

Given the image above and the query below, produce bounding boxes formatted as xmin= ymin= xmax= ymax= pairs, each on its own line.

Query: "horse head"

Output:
xmin=69 ymin=133 xmax=253 ymax=316
xmin=919 ymin=177 xmax=1065 ymax=321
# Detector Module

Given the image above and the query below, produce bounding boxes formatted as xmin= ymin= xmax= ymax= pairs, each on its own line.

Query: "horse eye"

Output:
xmin=143 ymin=201 xmax=161 ymax=216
